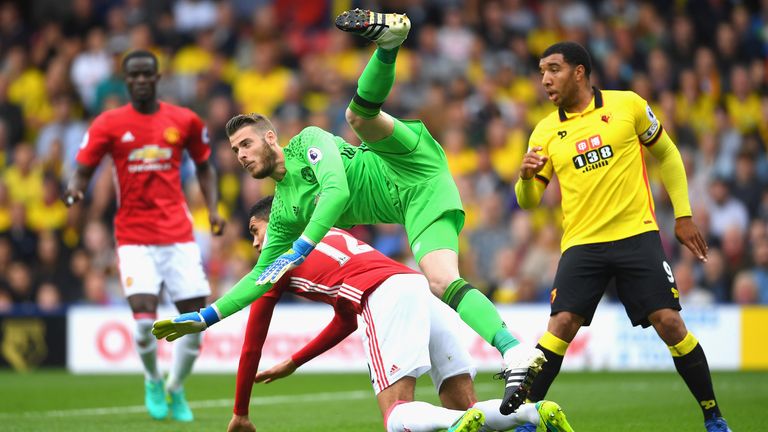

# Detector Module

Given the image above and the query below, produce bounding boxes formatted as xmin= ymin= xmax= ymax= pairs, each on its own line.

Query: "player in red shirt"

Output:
xmin=64 ymin=50 xmax=225 ymax=422
xmin=226 ymin=197 xmax=573 ymax=432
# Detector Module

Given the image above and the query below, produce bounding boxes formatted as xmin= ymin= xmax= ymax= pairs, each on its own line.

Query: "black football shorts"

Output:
xmin=550 ymin=231 xmax=681 ymax=327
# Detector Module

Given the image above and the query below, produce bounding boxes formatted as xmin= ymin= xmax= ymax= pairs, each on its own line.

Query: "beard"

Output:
xmin=250 ymin=140 xmax=277 ymax=179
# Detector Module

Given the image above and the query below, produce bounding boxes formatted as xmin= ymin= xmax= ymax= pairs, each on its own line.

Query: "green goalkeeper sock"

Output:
xmin=348 ymin=47 xmax=399 ymax=119
xmin=442 ymin=278 xmax=519 ymax=355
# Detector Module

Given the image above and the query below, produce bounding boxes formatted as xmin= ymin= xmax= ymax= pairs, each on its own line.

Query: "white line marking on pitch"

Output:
xmin=0 ymin=384 xmax=498 ymax=418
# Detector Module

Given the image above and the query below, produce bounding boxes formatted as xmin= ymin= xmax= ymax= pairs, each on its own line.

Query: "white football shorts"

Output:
xmin=117 ymin=242 xmax=211 ymax=302
xmin=360 ymin=273 xmax=476 ymax=394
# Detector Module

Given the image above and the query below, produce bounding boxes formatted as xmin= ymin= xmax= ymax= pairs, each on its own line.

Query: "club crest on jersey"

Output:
xmin=163 ymin=127 xmax=180 ymax=145
xmin=301 ymin=166 xmax=318 ymax=184
xmin=307 ymin=147 xmax=322 ymax=164
xmin=601 ymin=113 xmax=611 ymax=123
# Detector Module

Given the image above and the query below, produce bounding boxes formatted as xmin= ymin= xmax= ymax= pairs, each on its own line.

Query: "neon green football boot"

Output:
xmin=447 ymin=407 xmax=486 ymax=432
xmin=536 ymin=401 xmax=574 ymax=432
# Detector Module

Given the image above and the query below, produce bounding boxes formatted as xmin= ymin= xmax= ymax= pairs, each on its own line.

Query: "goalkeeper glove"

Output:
xmin=255 ymin=236 xmax=315 ymax=285
xmin=152 ymin=306 xmax=221 ymax=341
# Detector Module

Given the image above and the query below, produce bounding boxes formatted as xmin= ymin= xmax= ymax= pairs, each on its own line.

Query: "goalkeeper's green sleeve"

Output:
xmin=299 ymin=127 xmax=350 ymax=244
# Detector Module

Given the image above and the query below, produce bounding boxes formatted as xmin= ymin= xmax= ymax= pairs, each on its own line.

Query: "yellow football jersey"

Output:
xmin=528 ymin=88 xmax=664 ymax=251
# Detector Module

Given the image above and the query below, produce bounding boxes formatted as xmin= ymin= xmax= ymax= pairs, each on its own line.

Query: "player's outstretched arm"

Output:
xmin=152 ymin=257 xmax=280 ymax=341
xmin=255 ymin=127 xmax=351 ymax=285
xmin=234 ymin=296 xmax=279 ymax=417
xmin=254 ymin=235 xmax=315 ymax=285
xmin=152 ymin=308 xmax=216 ymax=341
xmin=254 ymin=312 xmax=357 ymax=384
xmin=253 ymin=358 xmax=298 ymax=384
xmin=210 ymin=222 xmax=296 ymax=322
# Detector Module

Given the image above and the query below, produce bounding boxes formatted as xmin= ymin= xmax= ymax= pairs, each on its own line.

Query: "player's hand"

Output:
xmin=152 ymin=311 xmax=208 ymax=341
xmin=255 ymin=237 xmax=315 ymax=285
xmin=519 ymin=146 xmax=548 ymax=180
xmin=254 ymin=358 xmax=297 ymax=384
xmin=675 ymin=216 xmax=708 ymax=262
xmin=227 ymin=414 xmax=256 ymax=432
xmin=209 ymin=213 xmax=226 ymax=236
xmin=62 ymin=189 xmax=84 ymax=207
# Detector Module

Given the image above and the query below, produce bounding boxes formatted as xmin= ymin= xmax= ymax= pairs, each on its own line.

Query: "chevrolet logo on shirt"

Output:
xmin=128 ymin=145 xmax=173 ymax=163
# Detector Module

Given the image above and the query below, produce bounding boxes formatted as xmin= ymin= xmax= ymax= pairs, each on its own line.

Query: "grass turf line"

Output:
xmin=0 ymin=371 xmax=764 ymax=431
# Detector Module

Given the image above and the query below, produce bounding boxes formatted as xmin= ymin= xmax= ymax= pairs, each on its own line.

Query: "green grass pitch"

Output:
xmin=0 ymin=370 xmax=764 ymax=431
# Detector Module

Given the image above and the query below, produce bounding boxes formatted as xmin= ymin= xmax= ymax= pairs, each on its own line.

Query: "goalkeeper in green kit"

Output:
xmin=153 ymin=9 xmax=544 ymax=414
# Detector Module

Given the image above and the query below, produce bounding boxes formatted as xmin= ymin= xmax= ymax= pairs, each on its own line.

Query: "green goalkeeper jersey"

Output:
xmin=215 ymin=126 xmax=403 ymax=317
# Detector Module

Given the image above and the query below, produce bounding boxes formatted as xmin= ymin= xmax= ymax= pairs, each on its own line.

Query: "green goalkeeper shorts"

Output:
xmin=364 ymin=118 xmax=465 ymax=263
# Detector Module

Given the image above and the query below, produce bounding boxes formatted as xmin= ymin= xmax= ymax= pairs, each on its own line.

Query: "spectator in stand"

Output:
xmin=675 ymin=261 xmax=715 ymax=307
xmin=731 ymin=271 xmax=760 ymax=305
xmin=0 ymin=75 xmax=25 ymax=150
xmin=706 ymin=176 xmax=749 ymax=243
xmin=36 ymin=281 xmax=63 ymax=312
xmin=70 ymin=28 xmax=112 ymax=111
xmin=4 ymin=144 xmax=42 ymax=207
xmin=34 ymin=94 xmax=88 ymax=180
xmin=6 ymin=261 xmax=34 ymax=305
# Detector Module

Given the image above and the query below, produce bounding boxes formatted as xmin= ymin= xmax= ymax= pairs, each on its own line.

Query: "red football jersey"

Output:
xmin=76 ymin=102 xmax=211 ymax=245
xmin=234 ymin=228 xmax=419 ymax=415
xmin=265 ymin=228 xmax=418 ymax=314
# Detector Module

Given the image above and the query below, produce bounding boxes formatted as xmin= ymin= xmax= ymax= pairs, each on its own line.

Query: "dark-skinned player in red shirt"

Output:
xmin=64 ymin=50 xmax=225 ymax=423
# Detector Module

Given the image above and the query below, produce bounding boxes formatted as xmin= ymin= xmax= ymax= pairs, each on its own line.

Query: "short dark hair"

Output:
xmin=542 ymin=42 xmax=592 ymax=78
xmin=121 ymin=49 xmax=158 ymax=71
xmin=225 ymin=113 xmax=276 ymax=138
xmin=248 ymin=196 xmax=274 ymax=222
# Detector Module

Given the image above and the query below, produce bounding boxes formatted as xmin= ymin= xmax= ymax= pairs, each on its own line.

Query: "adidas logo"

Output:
xmin=389 ymin=364 xmax=400 ymax=375
xmin=121 ymin=131 xmax=135 ymax=142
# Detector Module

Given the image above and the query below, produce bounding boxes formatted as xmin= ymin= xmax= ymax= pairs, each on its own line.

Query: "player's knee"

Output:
xmin=427 ymin=277 xmax=452 ymax=297
xmin=650 ymin=310 xmax=685 ymax=339
xmin=548 ymin=312 xmax=582 ymax=340
xmin=181 ymin=332 xmax=202 ymax=353
xmin=134 ymin=323 xmax=154 ymax=348
xmin=345 ymin=107 xmax=364 ymax=128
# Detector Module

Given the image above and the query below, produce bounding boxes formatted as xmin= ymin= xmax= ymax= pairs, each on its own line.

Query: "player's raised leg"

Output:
xmin=337 ymin=8 xmax=409 ymax=142
xmin=337 ymin=8 xmax=544 ymax=415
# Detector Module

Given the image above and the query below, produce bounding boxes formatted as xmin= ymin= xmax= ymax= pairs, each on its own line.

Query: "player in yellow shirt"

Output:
xmin=513 ymin=42 xmax=731 ymax=432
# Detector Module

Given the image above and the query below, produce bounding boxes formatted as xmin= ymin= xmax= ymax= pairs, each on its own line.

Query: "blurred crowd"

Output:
xmin=0 ymin=0 xmax=767 ymax=314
